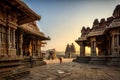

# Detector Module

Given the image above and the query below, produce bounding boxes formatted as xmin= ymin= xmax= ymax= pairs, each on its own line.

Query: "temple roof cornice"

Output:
xmin=6 ymin=0 xmax=41 ymax=25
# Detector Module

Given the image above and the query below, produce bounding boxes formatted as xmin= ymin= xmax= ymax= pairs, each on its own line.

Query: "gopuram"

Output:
xmin=75 ymin=5 xmax=120 ymax=66
xmin=0 ymin=0 xmax=50 ymax=79
xmin=65 ymin=43 xmax=76 ymax=58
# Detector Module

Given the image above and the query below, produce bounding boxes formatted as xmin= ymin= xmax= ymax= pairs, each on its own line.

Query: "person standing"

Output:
xmin=59 ymin=57 xmax=62 ymax=63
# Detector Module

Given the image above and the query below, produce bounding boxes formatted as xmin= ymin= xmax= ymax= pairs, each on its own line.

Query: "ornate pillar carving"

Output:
xmin=111 ymin=35 xmax=115 ymax=56
xmin=0 ymin=27 xmax=1 ymax=55
xmin=117 ymin=34 xmax=119 ymax=46
xmin=91 ymin=41 xmax=94 ymax=56
xmin=19 ymin=30 xmax=23 ymax=56
xmin=29 ymin=41 xmax=32 ymax=56
xmin=36 ymin=40 xmax=40 ymax=56
xmin=39 ymin=40 xmax=42 ymax=57
xmin=94 ymin=41 xmax=97 ymax=55
xmin=7 ymin=27 xmax=10 ymax=55
xmin=91 ymin=37 xmax=97 ymax=56
xmin=80 ymin=42 xmax=85 ymax=56
xmin=116 ymin=34 xmax=119 ymax=55
xmin=13 ymin=29 xmax=15 ymax=48
xmin=0 ymin=27 xmax=1 ymax=48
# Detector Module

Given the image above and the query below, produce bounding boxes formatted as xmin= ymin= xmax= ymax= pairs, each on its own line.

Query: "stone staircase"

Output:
xmin=0 ymin=56 xmax=30 ymax=80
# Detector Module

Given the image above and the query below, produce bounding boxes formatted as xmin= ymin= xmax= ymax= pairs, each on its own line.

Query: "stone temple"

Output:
xmin=74 ymin=5 xmax=120 ymax=66
xmin=65 ymin=43 xmax=76 ymax=58
xmin=0 ymin=0 xmax=50 ymax=79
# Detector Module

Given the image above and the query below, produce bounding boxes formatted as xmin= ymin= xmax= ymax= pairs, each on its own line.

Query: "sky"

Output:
xmin=24 ymin=0 xmax=120 ymax=52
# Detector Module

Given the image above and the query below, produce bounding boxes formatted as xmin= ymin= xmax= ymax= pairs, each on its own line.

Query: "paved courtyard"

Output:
xmin=20 ymin=59 xmax=120 ymax=80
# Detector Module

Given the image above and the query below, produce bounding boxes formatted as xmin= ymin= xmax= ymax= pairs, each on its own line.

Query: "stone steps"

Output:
xmin=0 ymin=57 xmax=30 ymax=79
xmin=89 ymin=56 xmax=108 ymax=65
xmin=74 ymin=56 xmax=120 ymax=67
xmin=23 ymin=57 xmax=46 ymax=67
xmin=107 ymin=57 xmax=120 ymax=67
xmin=73 ymin=56 xmax=91 ymax=63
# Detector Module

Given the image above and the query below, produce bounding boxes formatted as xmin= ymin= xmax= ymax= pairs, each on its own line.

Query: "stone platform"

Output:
xmin=107 ymin=57 xmax=120 ymax=67
xmin=89 ymin=56 xmax=108 ymax=65
xmin=73 ymin=56 xmax=91 ymax=63
xmin=0 ymin=56 xmax=30 ymax=80
xmin=74 ymin=56 xmax=120 ymax=67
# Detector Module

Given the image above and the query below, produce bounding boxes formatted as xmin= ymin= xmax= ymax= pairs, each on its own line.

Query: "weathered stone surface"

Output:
xmin=19 ymin=62 xmax=120 ymax=80
xmin=107 ymin=57 xmax=120 ymax=66
xmin=0 ymin=56 xmax=30 ymax=80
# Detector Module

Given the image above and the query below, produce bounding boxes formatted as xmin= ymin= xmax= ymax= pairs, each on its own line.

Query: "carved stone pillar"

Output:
xmin=91 ymin=37 xmax=97 ymax=56
xmin=111 ymin=35 xmax=115 ymax=56
xmin=7 ymin=27 xmax=10 ymax=55
xmin=29 ymin=41 xmax=33 ymax=56
xmin=13 ymin=29 xmax=15 ymax=48
xmin=0 ymin=27 xmax=1 ymax=55
xmin=36 ymin=40 xmax=40 ymax=57
xmin=98 ymin=46 xmax=101 ymax=56
xmin=0 ymin=28 xmax=1 ymax=48
xmin=94 ymin=41 xmax=97 ymax=55
xmin=116 ymin=34 xmax=119 ymax=55
xmin=19 ymin=31 xmax=23 ymax=56
xmin=80 ymin=42 xmax=85 ymax=56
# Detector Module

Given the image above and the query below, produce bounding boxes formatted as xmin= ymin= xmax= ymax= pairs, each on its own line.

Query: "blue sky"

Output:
xmin=24 ymin=0 xmax=120 ymax=52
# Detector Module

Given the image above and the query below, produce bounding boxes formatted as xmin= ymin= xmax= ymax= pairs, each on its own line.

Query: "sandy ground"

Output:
xmin=20 ymin=58 xmax=120 ymax=80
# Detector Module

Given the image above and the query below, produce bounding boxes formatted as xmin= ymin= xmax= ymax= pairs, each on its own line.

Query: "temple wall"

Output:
xmin=0 ymin=6 xmax=18 ymax=56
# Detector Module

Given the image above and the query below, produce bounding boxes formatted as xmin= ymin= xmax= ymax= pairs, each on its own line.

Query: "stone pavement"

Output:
xmin=20 ymin=58 xmax=120 ymax=80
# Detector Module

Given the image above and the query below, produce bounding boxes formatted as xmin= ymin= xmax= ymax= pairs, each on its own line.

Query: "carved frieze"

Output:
xmin=0 ymin=9 xmax=18 ymax=28
xmin=8 ymin=13 xmax=18 ymax=29
xmin=0 ymin=9 xmax=6 ymax=26
xmin=109 ymin=19 xmax=120 ymax=28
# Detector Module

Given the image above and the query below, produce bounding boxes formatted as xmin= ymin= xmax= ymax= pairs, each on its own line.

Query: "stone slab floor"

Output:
xmin=20 ymin=59 xmax=120 ymax=80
